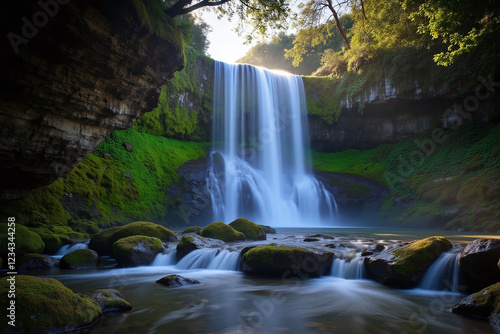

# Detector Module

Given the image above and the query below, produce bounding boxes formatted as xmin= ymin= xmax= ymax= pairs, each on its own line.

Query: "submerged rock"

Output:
xmin=459 ymin=238 xmax=500 ymax=292
xmin=176 ymin=234 xmax=226 ymax=260
xmin=156 ymin=274 xmax=200 ymax=287
xmin=452 ymin=282 xmax=500 ymax=329
xmin=81 ymin=289 xmax=133 ymax=313
xmin=0 ymin=275 xmax=102 ymax=333
xmin=229 ymin=218 xmax=266 ymax=240
xmin=304 ymin=237 xmax=320 ymax=242
xmin=18 ymin=253 xmax=60 ymax=273
xmin=113 ymin=235 xmax=163 ymax=267
xmin=364 ymin=236 xmax=452 ymax=288
xmin=200 ymin=222 xmax=245 ymax=242
xmin=241 ymin=243 xmax=334 ymax=278
xmin=260 ymin=225 xmax=277 ymax=234
xmin=61 ymin=249 xmax=101 ymax=269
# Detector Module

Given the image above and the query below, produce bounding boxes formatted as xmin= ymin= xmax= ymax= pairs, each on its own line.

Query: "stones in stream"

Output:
xmin=176 ymin=234 xmax=226 ymax=260
xmin=452 ymin=282 xmax=500 ymax=329
xmin=458 ymin=238 xmax=500 ymax=292
xmin=156 ymin=274 xmax=200 ymax=287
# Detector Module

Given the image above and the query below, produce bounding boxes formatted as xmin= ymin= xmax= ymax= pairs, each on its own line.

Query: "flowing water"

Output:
xmin=52 ymin=242 xmax=89 ymax=258
xmin=206 ymin=62 xmax=338 ymax=227
xmin=35 ymin=228 xmax=498 ymax=334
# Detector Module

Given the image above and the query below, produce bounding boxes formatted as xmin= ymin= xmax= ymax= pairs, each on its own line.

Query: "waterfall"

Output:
xmin=152 ymin=248 xmax=177 ymax=266
xmin=207 ymin=61 xmax=338 ymax=226
xmin=54 ymin=242 xmax=89 ymax=257
xmin=176 ymin=248 xmax=240 ymax=271
xmin=330 ymin=254 xmax=366 ymax=279
xmin=419 ymin=251 xmax=461 ymax=293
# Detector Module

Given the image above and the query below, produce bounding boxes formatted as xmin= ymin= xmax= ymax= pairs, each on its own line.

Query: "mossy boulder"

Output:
xmin=18 ymin=253 xmax=60 ymax=273
xmin=200 ymin=222 xmax=245 ymax=242
xmin=32 ymin=226 xmax=72 ymax=254
xmin=0 ymin=275 xmax=102 ymax=333
xmin=229 ymin=218 xmax=266 ymax=240
xmin=452 ymin=282 xmax=500 ymax=329
xmin=364 ymin=236 xmax=452 ymax=288
xmin=50 ymin=225 xmax=86 ymax=239
xmin=90 ymin=222 xmax=176 ymax=256
xmin=61 ymin=249 xmax=101 ymax=269
xmin=182 ymin=226 xmax=202 ymax=234
xmin=81 ymin=289 xmax=133 ymax=313
xmin=176 ymin=234 xmax=226 ymax=260
xmin=0 ymin=223 xmax=45 ymax=260
xmin=113 ymin=235 xmax=163 ymax=267
xmin=70 ymin=219 xmax=99 ymax=235
xmin=241 ymin=243 xmax=334 ymax=277
xmin=459 ymin=238 xmax=500 ymax=292
xmin=156 ymin=274 xmax=200 ymax=287
xmin=259 ymin=225 xmax=277 ymax=234
xmin=89 ymin=226 xmax=122 ymax=256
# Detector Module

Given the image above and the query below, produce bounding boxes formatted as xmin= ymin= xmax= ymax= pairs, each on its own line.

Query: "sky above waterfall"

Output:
xmin=200 ymin=11 xmax=254 ymax=64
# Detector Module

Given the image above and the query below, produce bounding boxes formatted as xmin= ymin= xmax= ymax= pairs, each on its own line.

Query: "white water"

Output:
xmin=176 ymin=248 xmax=240 ymax=271
xmin=151 ymin=248 xmax=177 ymax=266
xmin=330 ymin=254 xmax=366 ymax=279
xmin=207 ymin=62 xmax=338 ymax=226
xmin=419 ymin=251 xmax=461 ymax=293
xmin=54 ymin=242 xmax=89 ymax=257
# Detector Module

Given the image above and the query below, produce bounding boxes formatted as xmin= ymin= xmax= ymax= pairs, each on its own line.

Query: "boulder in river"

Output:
xmin=364 ymin=236 xmax=452 ymax=288
xmin=259 ymin=225 xmax=277 ymax=234
xmin=452 ymin=282 xmax=500 ymax=329
xmin=0 ymin=275 xmax=102 ymax=333
xmin=182 ymin=226 xmax=202 ymax=234
xmin=241 ymin=243 xmax=334 ymax=278
xmin=229 ymin=218 xmax=266 ymax=240
xmin=89 ymin=226 xmax=122 ymax=256
xmin=113 ymin=235 xmax=163 ymax=267
xmin=18 ymin=253 xmax=60 ymax=273
xmin=361 ymin=243 xmax=385 ymax=256
xmin=61 ymin=249 xmax=101 ymax=269
xmin=156 ymin=274 xmax=200 ymax=287
xmin=458 ymin=238 xmax=500 ymax=292
xmin=81 ymin=289 xmax=133 ymax=313
xmin=200 ymin=222 xmax=245 ymax=242
xmin=176 ymin=234 xmax=226 ymax=260
xmin=0 ymin=223 xmax=45 ymax=257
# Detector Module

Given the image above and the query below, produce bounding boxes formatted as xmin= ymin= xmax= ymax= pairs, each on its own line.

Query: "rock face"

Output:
xmin=364 ymin=236 xmax=452 ymax=288
xmin=241 ymin=243 xmax=334 ymax=278
xmin=452 ymin=282 xmax=500 ymax=329
xmin=459 ymin=238 xmax=500 ymax=292
xmin=176 ymin=234 xmax=226 ymax=260
xmin=0 ymin=0 xmax=184 ymax=201
xmin=156 ymin=274 xmax=200 ymax=287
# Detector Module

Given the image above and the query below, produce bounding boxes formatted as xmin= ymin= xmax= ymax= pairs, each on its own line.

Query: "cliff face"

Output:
xmin=0 ymin=0 xmax=184 ymax=201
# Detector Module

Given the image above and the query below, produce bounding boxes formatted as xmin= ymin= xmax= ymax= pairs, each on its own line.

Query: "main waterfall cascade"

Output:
xmin=207 ymin=62 xmax=338 ymax=226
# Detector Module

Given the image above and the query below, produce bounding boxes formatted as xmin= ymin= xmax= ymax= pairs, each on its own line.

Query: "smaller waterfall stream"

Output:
xmin=53 ymin=242 xmax=89 ymax=257
xmin=330 ymin=254 xmax=366 ymax=279
xmin=419 ymin=251 xmax=461 ymax=293
xmin=175 ymin=248 xmax=240 ymax=271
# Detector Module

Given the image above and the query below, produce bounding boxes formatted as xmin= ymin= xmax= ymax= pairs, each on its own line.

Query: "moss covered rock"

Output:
xmin=109 ymin=221 xmax=177 ymax=244
xmin=176 ymin=234 xmax=226 ymax=260
xmin=81 ymin=289 xmax=133 ymax=313
xmin=70 ymin=219 xmax=99 ymax=235
xmin=0 ymin=223 xmax=45 ymax=260
xmin=18 ymin=253 xmax=60 ymax=273
xmin=459 ymin=238 xmax=500 ymax=292
xmin=32 ymin=226 xmax=71 ymax=254
xmin=259 ymin=225 xmax=277 ymax=234
xmin=61 ymin=249 xmax=101 ymax=269
xmin=229 ymin=218 xmax=266 ymax=240
xmin=364 ymin=236 xmax=452 ymax=288
xmin=113 ymin=235 xmax=163 ymax=267
xmin=182 ymin=226 xmax=202 ymax=234
xmin=452 ymin=282 xmax=500 ymax=329
xmin=0 ymin=275 xmax=102 ymax=333
xmin=89 ymin=226 xmax=121 ymax=256
xmin=200 ymin=222 xmax=245 ymax=242
xmin=241 ymin=243 xmax=334 ymax=277
xmin=156 ymin=274 xmax=200 ymax=287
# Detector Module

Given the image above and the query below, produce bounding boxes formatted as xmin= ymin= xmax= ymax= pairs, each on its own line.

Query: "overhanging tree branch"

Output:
xmin=166 ymin=0 xmax=233 ymax=17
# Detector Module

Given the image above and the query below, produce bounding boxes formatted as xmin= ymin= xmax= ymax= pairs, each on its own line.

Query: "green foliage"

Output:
xmin=229 ymin=218 xmax=266 ymax=240
xmin=200 ymin=222 xmax=246 ymax=242
xmin=391 ymin=236 xmax=452 ymax=277
xmin=0 ymin=275 xmax=102 ymax=333
xmin=60 ymin=249 xmax=100 ymax=269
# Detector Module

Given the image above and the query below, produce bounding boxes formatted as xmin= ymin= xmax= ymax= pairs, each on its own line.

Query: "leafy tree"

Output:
xmin=175 ymin=14 xmax=212 ymax=54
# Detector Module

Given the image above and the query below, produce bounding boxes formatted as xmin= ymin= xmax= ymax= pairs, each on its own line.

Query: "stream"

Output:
xmin=34 ymin=228 xmax=498 ymax=334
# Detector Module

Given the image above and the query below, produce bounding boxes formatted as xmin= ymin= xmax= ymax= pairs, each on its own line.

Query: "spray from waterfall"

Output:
xmin=207 ymin=62 xmax=338 ymax=226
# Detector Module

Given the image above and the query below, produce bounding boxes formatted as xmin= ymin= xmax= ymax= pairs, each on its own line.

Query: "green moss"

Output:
xmin=392 ymin=236 xmax=452 ymax=277
xmin=182 ymin=226 xmax=201 ymax=234
xmin=229 ymin=218 xmax=266 ymax=240
xmin=108 ymin=221 xmax=176 ymax=245
xmin=81 ymin=289 xmax=133 ymax=313
xmin=17 ymin=253 xmax=46 ymax=266
xmin=471 ymin=282 xmax=500 ymax=315
xmin=200 ymin=222 xmax=245 ymax=242
xmin=70 ymin=219 xmax=99 ymax=235
xmin=0 ymin=275 xmax=101 ymax=333
xmin=61 ymin=249 xmax=100 ymax=269
xmin=89 ymin=226 xmax=122 ymax=256
xmin=177 ymin=235 xmax=195 ymax=250
xmin=0 ymin=223 xmax=45 ymax=257
xmin=112 ymin=235 xmax=163 ymax=266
